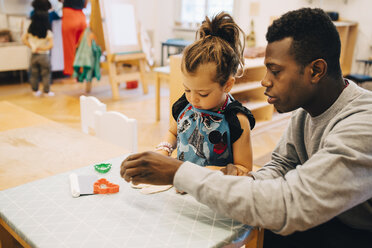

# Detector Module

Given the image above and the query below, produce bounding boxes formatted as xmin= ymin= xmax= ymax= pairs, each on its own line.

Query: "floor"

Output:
xmin=0 ymin=70 xmax=291 ymax=167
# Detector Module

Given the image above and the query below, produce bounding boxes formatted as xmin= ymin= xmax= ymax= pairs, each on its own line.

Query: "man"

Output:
xmin=121 ymin=8 xmax=372 ymax=247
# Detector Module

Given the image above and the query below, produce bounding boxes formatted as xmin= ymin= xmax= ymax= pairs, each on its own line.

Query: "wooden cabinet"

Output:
xmin=169 ymin=55 xmax=274 ymax=124
xmin=169 ymin=54 xmax=185 ymax=123
xmin=334 ymin=21 xmax=358 ymax=76
xmin=231 ymin=81 xmax=274 ymax=122
xmin=233 ymin=58 xmax=274 ymax=122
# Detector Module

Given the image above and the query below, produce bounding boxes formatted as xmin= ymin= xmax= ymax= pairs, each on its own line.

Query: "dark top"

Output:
xmin=63 ymin=0 xmax=85 ymax=10
xmin=172 ymin=94 xmax=255 ymax=144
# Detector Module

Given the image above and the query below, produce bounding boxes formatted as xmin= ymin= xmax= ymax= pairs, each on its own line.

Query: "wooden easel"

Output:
xmin=90 ymin=0 xmax=148 ymax=100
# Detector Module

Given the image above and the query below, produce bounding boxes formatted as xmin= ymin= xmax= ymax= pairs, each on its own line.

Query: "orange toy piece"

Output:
xmin=93 ymin=178 xmax=120 ymax=194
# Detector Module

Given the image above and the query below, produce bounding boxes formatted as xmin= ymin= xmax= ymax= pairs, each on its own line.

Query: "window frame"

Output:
xmin=174 ymin=0 xmax=236 ymax=30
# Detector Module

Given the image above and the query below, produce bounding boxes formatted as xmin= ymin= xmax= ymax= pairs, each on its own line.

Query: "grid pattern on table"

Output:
xmin=0 ymin=155 xmax=252 ymax=248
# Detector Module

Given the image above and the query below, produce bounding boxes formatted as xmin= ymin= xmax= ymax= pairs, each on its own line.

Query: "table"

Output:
xmin=0 ymin=123 xmax=129 ymax=191
xmin=0 ymin=101 xmax=255 ymax=247
xmin=0 ymin=156 xmax=253 ymax=248
xmin=0 ymin=101 xmax=126 ymax=247
xmin=0 ymin=101 xmax=127 ymax=191
xmin=0 ymin=101 xmax=53 ymax=132
xmin=161 ymin=39 xmax=192 ymax=66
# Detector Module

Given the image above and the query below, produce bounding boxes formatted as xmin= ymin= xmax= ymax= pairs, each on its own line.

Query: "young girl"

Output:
xmin=22 ymin=1 xmax=54 ymax=97
xmin=156 ymin=12 xmax=255 ymax=175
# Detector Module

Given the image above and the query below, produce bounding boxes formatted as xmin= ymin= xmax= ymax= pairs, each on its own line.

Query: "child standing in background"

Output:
xmin=22 ymin=0 xmax=54 ymax=97
xmin=156 ymin=12 xmax=255 ymax=176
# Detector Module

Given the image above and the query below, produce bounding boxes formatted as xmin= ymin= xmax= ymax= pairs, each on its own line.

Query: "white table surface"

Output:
xmin=0 ymin=155 xmax=252 ymax=248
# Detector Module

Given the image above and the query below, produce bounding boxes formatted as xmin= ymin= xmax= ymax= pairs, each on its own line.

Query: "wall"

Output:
xmin=1 ymin=0 xmax=371 ymax=73
xmin=232 ymin=0 xmax=371 ymax=74
xmin=163 ymin=0 xmax=371 ymax=73
xmin=0 ymin=0 xmax=32 ymax=15
xmin=321 ymin=0 xmax=372 ymax=72
xmin=135 ymin=0 xmax=174 ymax=66
xmin=234 ymin=0 xmax=312 ymax=47
xmin=139 ymin=0 xmax=371 ymax=73
xmin=0 ymin=0 xmax=64 ymax=15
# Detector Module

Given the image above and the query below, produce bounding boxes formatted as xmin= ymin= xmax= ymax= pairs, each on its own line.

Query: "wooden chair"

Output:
xmin=80 ymin=95 xmax=107 ymax=134
xmin=94 ymin=111 xmax=138 ymax=153
xmin=245 ymin=227 xmax=264 ymax=248
xmin=107 ymin=53 xmax=148 ymax=100
xmin=153 ymin=65 xmax=170 ymax=121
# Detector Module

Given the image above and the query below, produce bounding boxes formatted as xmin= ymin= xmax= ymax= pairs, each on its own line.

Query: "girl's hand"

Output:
xmin=154 ymin=149 xmax=170 ymax=157
xmin=175 ymin=188 xmax=187 ymax=194
xmin=220 ymin=164 xmax=250 ymax=176
xmin=205 ymin=165 xmax=225 ymax=171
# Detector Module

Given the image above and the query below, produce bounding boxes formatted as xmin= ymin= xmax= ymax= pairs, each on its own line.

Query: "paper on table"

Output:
xmin=129 ymin=182 xmax=149 ymax=189
xmin=129 ymin=181 xmax=173 ymax=194
xmin=140 ymin=185 xmax=173 ymax=194
xmin=69 ymin=173 xmax=98 ymax=197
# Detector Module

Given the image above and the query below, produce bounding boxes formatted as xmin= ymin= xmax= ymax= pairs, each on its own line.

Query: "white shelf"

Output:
xmin=243 ymin=57 xmax=265 ymax=69
xmin=242 ymin=100 xmax=270 ymax=111
xmin=231 ymin=81 xmax=262 ymax=94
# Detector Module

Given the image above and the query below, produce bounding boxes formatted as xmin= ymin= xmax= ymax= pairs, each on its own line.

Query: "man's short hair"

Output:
xmin=266 ymin=8 xmax=341 ymax=78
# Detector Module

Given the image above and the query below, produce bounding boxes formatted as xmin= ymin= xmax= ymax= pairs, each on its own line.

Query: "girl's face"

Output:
xmin=181 ymin=63 xmax=234 ymax=111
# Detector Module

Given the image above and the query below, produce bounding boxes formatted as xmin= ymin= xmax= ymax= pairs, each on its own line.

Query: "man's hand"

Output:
xmin=120 ymin=151 xmax=183 ymax=185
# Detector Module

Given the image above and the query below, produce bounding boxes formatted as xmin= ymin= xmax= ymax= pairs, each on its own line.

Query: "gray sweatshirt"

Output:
xmin=174 ymin=81 xmax=372 ymax=235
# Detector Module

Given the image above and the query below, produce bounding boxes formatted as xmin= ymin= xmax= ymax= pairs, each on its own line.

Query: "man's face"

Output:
xmin=262 ymin=37 xmax=313 ymax=113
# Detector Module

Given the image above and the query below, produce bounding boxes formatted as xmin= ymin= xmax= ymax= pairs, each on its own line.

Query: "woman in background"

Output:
xmin=60 ymin=0 xmax=88 ymax=76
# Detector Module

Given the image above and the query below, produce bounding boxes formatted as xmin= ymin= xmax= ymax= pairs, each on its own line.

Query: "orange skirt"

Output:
xmin=61 ymin=7 xmax=87 ymax=75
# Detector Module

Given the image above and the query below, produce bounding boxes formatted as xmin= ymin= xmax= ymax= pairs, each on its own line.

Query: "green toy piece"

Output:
xmin=94 ymin=163 xmax=112 ymax=173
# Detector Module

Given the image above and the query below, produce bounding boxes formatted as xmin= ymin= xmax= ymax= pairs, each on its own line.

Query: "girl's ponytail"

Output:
xmin=182 ymin=12 xmax=245 ymax=86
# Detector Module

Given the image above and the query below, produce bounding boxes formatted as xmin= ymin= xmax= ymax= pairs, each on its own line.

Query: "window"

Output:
xmin=178 ymin=0 xmax=234 ymax=26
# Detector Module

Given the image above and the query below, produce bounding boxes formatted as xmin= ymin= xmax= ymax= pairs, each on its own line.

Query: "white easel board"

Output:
xmin=99 ymin=0 xmax=141 ymax=54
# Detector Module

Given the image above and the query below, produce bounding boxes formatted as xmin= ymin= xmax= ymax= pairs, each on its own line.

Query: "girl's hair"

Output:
xmin=28 ymin=11 xmax=51 ymax=38
xmin=32 ymin=0 xmax=51 ymax=11
xmin=181 ymin=12 xmax=245 ymax=86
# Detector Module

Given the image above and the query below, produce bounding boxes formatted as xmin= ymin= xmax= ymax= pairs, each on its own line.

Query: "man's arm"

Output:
xmin=121 ymin=107 xmax=372 ymax=235
xmin=174 ymin=115 xmax=372 ymax=235
xmin=250 ymin=114 xmax=300 ymax=180
xmin=121 ymin=125 xmax=372 ymax=235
